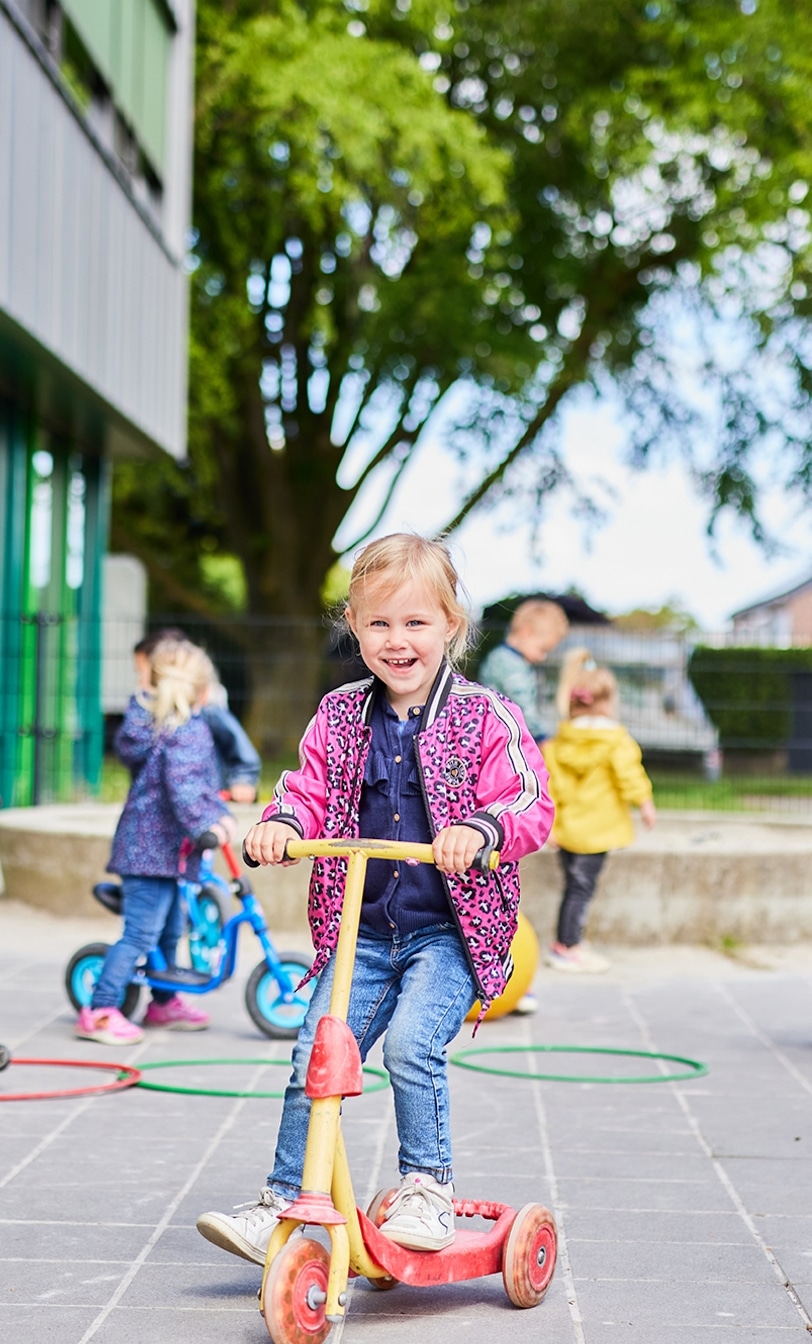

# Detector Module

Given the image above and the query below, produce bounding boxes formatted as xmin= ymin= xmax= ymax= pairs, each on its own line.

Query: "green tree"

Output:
xmin=113 ymin=0 xmax=812 ymax=753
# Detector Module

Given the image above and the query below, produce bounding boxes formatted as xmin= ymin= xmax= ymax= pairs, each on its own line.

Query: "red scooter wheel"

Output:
xmin=502 ymin=1202 xmax=557 ymax=1308
xmin=263 ymin=1236 xmax=332 ymax=1344
xmin=364 ymin=1189 xmax=400 ymax=1291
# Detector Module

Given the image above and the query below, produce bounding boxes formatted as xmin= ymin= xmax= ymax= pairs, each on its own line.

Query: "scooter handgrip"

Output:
xmin=242 ymin=842 xmax=260 ymax=869
xmin=472 ymin=841 xmax=499 ymax=873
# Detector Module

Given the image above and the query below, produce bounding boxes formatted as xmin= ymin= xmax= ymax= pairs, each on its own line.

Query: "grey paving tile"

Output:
xmin=573 ymin=1276 xmax=805 ymax=1331
xmin=562 ymin=1207 xmax=751 ymax=1243
xmin=569 ymin=1236 xmax=780 ymax=1284
xmin=0 ymin=1306 xmax=105 ymax=1344
xmin=556 ymin=1174 xmax=734 ymax=1213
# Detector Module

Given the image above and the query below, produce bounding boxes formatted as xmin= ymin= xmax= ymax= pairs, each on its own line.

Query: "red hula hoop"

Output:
xmin=0 ymin=1057 xmax=142 ymax=1102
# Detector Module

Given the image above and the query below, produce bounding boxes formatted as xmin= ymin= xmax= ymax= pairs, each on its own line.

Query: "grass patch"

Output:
xmin=96 ymin=754 xmax=300 ymax=808
xmin=648 ymin=771 xmax=812 ymax=812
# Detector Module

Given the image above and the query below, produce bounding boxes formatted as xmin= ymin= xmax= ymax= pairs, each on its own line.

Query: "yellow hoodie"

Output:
xmin=542 ymin=716 xmax=653 ymax=854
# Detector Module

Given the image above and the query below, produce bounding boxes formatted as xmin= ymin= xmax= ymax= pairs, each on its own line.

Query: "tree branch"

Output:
xmin=339 ymin=446 xmax=415 ymax=553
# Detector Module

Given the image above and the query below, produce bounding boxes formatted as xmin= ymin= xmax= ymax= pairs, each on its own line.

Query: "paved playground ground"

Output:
xmin=2 ymin=899 xmax=812 ymax=1344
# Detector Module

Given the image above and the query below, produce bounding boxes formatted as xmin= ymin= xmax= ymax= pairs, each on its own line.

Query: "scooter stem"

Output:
xmin=327 ymin=850 xmax=368 ymax=1022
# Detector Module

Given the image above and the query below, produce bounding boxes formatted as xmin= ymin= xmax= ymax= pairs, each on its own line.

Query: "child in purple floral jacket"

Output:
xmin=76 ymin=638 xmax=234 ymax=1046
xmin=197 ymin=534 xmax=553 ymax=1266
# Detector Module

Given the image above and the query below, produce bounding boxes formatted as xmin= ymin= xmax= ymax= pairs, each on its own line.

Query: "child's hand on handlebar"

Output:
xmin=243 ymin=820 xmax=301 ymax=867
xmin=210 ymin=815 xmax=236 ymax=848
xmin=432 ymin=824 xmax=488 ymax=874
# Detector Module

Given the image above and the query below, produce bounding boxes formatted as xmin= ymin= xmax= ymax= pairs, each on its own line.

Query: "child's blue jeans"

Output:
xmin=91 ymin=875 xmax=184 ymax=1008
xmin=268 ymin=922 xmax=477 ymax=1196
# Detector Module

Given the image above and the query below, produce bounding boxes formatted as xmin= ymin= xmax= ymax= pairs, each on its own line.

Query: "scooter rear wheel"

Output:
xmin=502 ymin=1202 xmax=557 ymax=1308
xmin=64 ymin=943 xmax=142 ymax=1019
xmin=364 ymin=1189 xmax=400 ymax=1291
xmin=262 ymin=1235 xmax=331 ymax=1344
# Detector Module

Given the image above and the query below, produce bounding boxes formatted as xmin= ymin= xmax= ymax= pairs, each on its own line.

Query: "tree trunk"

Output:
xmin=241 ymin=618 xmax=328 ymax=759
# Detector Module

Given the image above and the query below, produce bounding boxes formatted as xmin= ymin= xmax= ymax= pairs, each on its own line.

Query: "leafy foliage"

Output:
xmin=112 ymin=0 xmax=812 ymax=747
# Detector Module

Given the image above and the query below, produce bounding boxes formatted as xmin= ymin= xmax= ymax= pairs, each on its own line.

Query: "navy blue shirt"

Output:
xmin=358 ymin=696 xmax=450 ymax=935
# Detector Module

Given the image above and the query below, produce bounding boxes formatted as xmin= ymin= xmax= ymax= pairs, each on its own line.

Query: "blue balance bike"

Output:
xmin=64 ymin=836 xmax=315 ymax=1039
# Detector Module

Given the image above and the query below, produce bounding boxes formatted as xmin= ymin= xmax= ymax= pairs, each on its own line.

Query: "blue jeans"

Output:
xmin=268 ymin=923 xmax=477 ymax=1197
xmin=91 ymin=876 xmax=184 ymax=1009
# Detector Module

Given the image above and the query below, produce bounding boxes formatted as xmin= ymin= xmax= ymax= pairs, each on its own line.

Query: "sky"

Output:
xmin=335 ymin=392 xmax=812 ymax=633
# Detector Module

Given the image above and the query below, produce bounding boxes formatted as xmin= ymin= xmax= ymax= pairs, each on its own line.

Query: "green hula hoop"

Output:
xmin=132 ymin=1058 xmax=390 ymax=1098
xmin=449 ymin=1044 xmax=708 ymax=1085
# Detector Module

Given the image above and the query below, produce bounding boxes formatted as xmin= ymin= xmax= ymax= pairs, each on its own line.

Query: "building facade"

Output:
xmin=731 ymin=577 xmax=812 ymax=647
xmin=0 ymin=0 xmax=194 ymax=806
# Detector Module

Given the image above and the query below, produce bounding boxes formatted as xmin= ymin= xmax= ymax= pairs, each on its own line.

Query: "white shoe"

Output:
xmin=379 ymin=1173 xmax=455 ymax=1251
xmin=196 ymin=1187 xmax=292 ymax=1264
xmin=512 ymin=992 xmax=538 ymax=1015
xmin=545 ymin=942 xmax=610 ymax=974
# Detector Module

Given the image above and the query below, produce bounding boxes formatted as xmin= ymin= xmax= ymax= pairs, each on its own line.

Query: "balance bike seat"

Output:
xmin=148 ymin=966 xmax=213 ymax=988
xmin=357 ymin=1198 xmax=516 ymax=1286
xmin=93 ymin=883 xmax=123 ymax=915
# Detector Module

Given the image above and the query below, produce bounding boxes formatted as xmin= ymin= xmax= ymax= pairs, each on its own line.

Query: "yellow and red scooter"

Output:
xmin=255 ymin=837 xmax=557 ymax=1344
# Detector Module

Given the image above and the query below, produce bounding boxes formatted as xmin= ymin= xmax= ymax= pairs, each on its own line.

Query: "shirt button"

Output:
xmin=394 ymin=813 xmax=400 ymax=822
xmin=393 ymin=869 xmax=399 ymax=878
xmin=413 ymin=707 xmax=421 ymax=715
xmin=395 ymin=755 xmax=402 ymax=763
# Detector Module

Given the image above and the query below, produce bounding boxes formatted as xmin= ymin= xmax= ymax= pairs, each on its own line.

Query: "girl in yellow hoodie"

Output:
xmin=542 ymin=649 xmax=656 ymax=973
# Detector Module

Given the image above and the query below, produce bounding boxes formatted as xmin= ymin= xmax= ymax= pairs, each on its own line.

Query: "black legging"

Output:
xmin=556 ymin=849 xmax=607 ymax=947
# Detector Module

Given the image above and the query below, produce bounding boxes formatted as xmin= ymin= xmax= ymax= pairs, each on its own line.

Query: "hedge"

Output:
xmin=688 ymin=646 xmax=812 ymax=749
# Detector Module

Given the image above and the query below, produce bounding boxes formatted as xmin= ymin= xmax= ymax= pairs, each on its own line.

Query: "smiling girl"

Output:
xmin=197 ymin=533 xmax=553 ymax=1264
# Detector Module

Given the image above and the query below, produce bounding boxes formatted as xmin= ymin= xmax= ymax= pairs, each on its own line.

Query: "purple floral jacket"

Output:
xmin=260 ymin=663 xmax=554 ymax=1013
xmin=107 ymin=696 xmax=231 ymax=879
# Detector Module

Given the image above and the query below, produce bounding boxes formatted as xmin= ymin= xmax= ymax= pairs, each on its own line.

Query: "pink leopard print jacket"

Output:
xmin=261 ymin=662 xmax=554 ymax=1013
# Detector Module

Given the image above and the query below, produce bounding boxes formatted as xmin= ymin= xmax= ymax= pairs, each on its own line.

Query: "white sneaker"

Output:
xmin=512 ymin=992 xmax=538 ymax=1015
xmin=545 ymin=942 xmax=611 ymax=974
xmin=379 ymin=1173 xmax=455 ymax=1251
xmin=196 ymin=1187 xmax=292 ymax=1264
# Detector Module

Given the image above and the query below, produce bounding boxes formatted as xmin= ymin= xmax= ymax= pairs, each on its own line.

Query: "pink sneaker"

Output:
xmin=144 ymin=995 xmax=210 ymax=1031
xmin=76 ymin=1006 xmax=144 ymax=1045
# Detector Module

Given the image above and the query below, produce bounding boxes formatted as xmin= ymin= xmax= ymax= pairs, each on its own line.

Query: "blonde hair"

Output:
xmin=346 ymin=533 xmax=471 ymax=663
xmin=144 ymin=638 xmax=215 ymax=731
xmin=510 ymin=598 xmax=569 ymax=639
xmin=556 ymin=647 xmax=618 ymax=721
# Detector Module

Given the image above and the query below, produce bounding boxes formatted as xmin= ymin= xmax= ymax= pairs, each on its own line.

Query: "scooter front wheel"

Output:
xmin=64 ymin=943 xmax=142 ymax=1019
xmin=262 ymin=1235 xmax=331 ymax=1344
xmin=502 ymin=1202 xmax=557 ymax=1308
xmin=245 ymin=954 xmax=315 ymax=1039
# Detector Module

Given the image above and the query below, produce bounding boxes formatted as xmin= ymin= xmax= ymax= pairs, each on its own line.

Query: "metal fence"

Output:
xmin=1 ymin=612 xmax=811 ymax=812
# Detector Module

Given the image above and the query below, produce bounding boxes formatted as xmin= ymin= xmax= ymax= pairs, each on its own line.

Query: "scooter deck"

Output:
xmin=354 ymin=1201 xmax=516 ymax=1286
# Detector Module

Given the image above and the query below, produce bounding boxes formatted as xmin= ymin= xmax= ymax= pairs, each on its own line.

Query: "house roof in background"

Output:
xmin=730 ymin=573 xmax=812 ymax=619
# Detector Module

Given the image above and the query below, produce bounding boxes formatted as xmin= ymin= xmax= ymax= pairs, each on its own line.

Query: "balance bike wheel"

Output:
xmin=64 ymin=943 xmax=142 ymax=1020
xmin=364 ymin=1189 xmax=399 ymax=1291
xmin=245 ymin=954 xmax=315 ymax=1040
xmin=262 ymin=1235 xmax=331 ymax=1344
xmin=188 ymin=883 xmax=227 ymax=974
xmin=502 ymin=1202 xmax=557 ymax=1308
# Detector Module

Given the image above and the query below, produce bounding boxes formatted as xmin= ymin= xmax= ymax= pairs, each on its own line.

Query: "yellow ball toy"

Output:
xmin=466 ymin=911 xmax=540 ymax=1022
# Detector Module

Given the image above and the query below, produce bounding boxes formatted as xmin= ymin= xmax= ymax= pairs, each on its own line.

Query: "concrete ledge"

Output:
xmin=0 ymin=805 xmax=810 ymax=946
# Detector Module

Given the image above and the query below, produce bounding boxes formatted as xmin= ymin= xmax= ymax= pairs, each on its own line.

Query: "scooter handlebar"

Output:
xmin=242 ymin=837 xmax=499 ymax=871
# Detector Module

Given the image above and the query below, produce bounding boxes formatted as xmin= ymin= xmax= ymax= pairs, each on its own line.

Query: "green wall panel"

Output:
xmin=62 ymin=0 xmax=171 ymax=174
